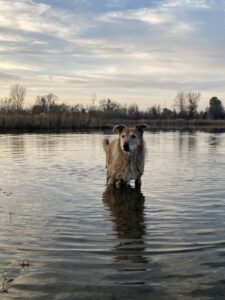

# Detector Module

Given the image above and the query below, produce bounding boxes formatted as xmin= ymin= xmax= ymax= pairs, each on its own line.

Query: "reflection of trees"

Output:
xmin=178 ymin=132 xmax=197 ymax=153
xmin=102 ymin=185 xmax=147 ymax=265
xmin=36 ymin=135 xmax=61 ymax=150
xmin=208 ymin=134 xmax=221 ymax=150
xmin=10 ymin=135 xmax=25 ymax=158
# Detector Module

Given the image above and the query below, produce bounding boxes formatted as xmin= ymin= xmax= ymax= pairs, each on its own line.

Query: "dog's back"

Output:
xmin=103 ymin=138 xmax=118 ymax=182
xmin=103 ymin=138 xmax=109 ymax=151
xmin=103 ymin=137 xmax=110 ymax=167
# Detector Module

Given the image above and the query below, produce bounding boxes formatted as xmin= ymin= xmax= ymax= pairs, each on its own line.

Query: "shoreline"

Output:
xmin=1 ymin=118 xmax=225 ymax=133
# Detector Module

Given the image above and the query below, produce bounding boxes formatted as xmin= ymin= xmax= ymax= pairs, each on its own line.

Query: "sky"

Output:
xmin=0 ymin=0 xmax=225 ymax=109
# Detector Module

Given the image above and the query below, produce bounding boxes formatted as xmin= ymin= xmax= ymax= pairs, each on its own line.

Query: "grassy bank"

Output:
xmin=144 ymin=119 xmax=225 ymax=130
xmin=1 ymin=113 xmax=225 ymax=132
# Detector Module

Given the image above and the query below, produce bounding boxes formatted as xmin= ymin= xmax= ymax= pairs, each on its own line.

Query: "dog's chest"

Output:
xmin=111 ymin=144 xmax=144 ymax=181
xmin=124 ymin=156 xmax=142 ymax=181
xmin=127 ymin=159 xmax=137 ymax=180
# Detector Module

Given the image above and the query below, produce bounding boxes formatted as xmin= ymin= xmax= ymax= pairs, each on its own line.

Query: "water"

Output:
xmin=1 ymin=131 xmax=225 ymax=299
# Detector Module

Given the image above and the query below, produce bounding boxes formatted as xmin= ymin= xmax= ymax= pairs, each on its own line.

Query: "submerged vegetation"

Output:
xmin=0 ymin=85 xmax=225 ymax=131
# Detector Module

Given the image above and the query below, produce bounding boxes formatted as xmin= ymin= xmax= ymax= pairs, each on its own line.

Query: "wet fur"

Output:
xmin=103 ymin=124 xmax=146 ymax=188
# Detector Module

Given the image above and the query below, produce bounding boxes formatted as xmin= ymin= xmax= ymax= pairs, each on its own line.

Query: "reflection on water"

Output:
xmin=103 ymin=185 xmax=147 ymax=266
xmin=208 ymin=134 xmax=221 ymax=148
xmin=1 ymin=132 xmax=225 ymax=299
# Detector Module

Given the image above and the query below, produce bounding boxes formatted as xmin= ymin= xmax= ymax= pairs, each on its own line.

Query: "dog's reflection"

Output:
xmin=102 ymin=185 xmax=147 ymax=264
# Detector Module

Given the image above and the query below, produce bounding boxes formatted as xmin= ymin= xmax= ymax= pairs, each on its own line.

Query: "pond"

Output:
xmin=1 ymin=131 xmax=225 ymax=299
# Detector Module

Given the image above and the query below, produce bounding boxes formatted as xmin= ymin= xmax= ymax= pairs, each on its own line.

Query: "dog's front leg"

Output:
xmin=135 ymin=178 xmax=142 ymax=190
xmin=107 ymin=177 xmax=115 ymax=186
xmin=115 ymin=180 xmax=123 ymax=189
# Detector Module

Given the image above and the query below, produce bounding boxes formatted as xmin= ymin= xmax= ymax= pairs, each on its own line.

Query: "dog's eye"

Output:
xmin=131 ymin=134 xmax=136 ymax=139
xmin=121 ymin=134 xmax=125 ymax=138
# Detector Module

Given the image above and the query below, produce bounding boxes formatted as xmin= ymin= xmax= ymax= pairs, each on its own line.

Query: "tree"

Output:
xmin=161 ymin=107 xmax=175 ymax=119
xmin=90 ymin=92 xmax=97 ymax=111
xmin=186 ymin=91 xmax=201 ymax=119
xmin=71 ymin=104 xmax=85 ymax=113
xmin=127 ymin=104 xmax=140 ymax=119
xmin=99 ymin=99 xmax=120 ymax=113
xmin=208 ymin=97 xmax=225 ymax=119
xmin=32 ymin=93 xmax=58 ymax=113
xmin=174 ymin=91 xmax=187 ymax=118
xmin=147 ymin=105 xmax=161 ymax=119
xmin=46 ymin=93 xmax=58 ymax=107
xmin=174 ymin=91 xmax=200 ymax=119
xmin=0 ymin=97 xmax=13 ymax=112
xmin=10 ymin=84 xmax=26 ymax=111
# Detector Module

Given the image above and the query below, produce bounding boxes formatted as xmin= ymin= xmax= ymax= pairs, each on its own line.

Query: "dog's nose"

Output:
xmin=123 ymin=143 xmax=130 ymax=152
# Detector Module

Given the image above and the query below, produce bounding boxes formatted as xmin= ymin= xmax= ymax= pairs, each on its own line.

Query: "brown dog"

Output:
xmin=103 ymin=124 xmax=146 ymax=188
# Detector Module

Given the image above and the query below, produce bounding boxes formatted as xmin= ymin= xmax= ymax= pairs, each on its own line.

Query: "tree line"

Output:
xmin=0 ymin=84 xmax=225 ymax=121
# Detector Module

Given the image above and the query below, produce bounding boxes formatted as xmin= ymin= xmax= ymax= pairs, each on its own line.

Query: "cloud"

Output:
xmin=162 ymin=0 xmax=214 ymax=9
xmin=0 ymin=32 xmax=27 ymax=42
xmin=168 ymin=21 xmax=195 ymax=33
xmin=0 ymin=72 xmax=20 ymax=81
xmin=99 ymin=7 xmax=173 ymax=25
xmin=0 ymin=0 xmax=80 ymax=41
xmin=0 ymin=0 xmax=224 ymax=108
xmin=0 ymin=59 xmax=42 ymax=71
xmin=98 ymin=5 xmax=198 ymax=37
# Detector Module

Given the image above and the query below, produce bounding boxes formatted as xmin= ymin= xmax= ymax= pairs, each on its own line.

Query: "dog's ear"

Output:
xmin=135 ymin=123 xmax=147 ymax=132
xmin=113 ymin=124 xmax=126 ymax=134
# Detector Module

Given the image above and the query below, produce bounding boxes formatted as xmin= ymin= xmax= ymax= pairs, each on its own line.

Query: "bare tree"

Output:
xmin=187 ymin=91 xmax=201 ymax=118
xmin=174 ymin=91 xmax=187 ymax=117
xmin=147 ymin=105 xmax=161 ymax=119
xmin=127 ymin=104 xmax=139 ymax=118
xmin=174 ymin=91 xmax=200 ymax=119
xmin=10 ymin=84 xmax=26 ymax=111
xmin=90 ymin=92 xmax=97 ymax=110
xmin=45 ymin=93 xmax=58 ymax=107
xmin=99 ymin=99 xmax=121 ymax=113
xmin=0 ymin=97 xmax=13 ymax=112
xmin=33 ymin=93 xmax=58 ymax=113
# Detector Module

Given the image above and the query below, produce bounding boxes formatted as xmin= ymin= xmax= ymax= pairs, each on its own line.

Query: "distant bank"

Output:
xmin=1 ymin=114 xmax=225 ymax=132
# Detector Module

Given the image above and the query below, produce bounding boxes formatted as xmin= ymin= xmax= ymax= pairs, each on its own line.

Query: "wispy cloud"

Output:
xmin=99 ymin=8 xmax=173 ymax=25
xmin=98 ymin=5 xmax=198 ymax=37
xmin=0 ymin=32 xmax=27 ymax=42
xmin=0 ymin=0 xmax=80 ymax=41
xmin=162 ymin=0 xmax=214 ymax=9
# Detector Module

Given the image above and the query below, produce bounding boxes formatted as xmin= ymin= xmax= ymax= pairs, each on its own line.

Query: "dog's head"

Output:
xmin=113 ymin=123 xmax=147 ymax=153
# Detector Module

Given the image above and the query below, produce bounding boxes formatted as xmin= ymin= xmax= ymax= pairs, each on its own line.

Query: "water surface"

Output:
xmin=1 ymin=132 xmax=225 ymax=299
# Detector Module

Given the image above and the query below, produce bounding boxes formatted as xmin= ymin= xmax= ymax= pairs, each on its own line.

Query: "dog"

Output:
xmin=103 ymin=123 xmax=147 ymax=188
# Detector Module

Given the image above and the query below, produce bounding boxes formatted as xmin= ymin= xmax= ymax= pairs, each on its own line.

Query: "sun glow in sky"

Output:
xmin=0 ymin=0 xmax=225 ymax=108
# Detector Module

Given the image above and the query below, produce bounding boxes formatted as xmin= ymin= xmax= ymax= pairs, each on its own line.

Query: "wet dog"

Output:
xmin=103 ymin=124 xmax=146 ymax=188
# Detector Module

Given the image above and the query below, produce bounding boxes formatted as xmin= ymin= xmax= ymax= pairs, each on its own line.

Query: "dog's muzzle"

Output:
xmin=123 ymin=143 xmax=130 ymax=152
